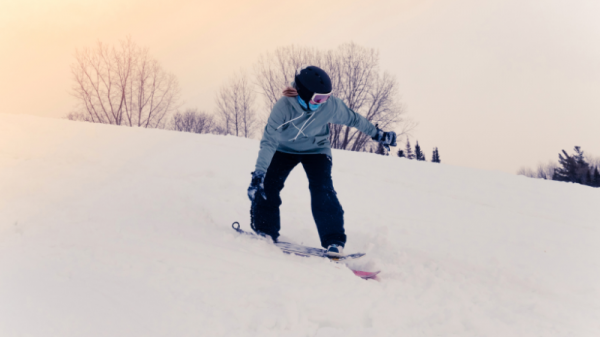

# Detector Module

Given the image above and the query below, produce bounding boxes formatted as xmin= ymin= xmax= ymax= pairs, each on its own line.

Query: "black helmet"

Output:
xmin=294 ymin=66 xmax=332 ymax=105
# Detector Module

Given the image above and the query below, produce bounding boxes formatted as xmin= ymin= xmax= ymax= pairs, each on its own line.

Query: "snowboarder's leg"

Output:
xmin=252 ymin=151 xmax=300 ymax=241
xmin=301 ymin=154 xmax=346 ymax=248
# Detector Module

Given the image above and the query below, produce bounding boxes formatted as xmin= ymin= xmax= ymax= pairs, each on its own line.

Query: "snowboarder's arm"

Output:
xmin=331 ymin=98 xmax=378 ymax=138
xmin=255 ymin=99 xmax=287 ymax=172
xmin=255 ymin=125 xmax=279 ymax=173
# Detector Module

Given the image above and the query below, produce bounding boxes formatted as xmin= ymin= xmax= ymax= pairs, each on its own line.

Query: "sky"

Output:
xmin=1 ymin=0 xmax=599 ymax=173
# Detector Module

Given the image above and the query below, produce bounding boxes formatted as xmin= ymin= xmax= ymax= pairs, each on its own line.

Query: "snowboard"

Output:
xmin=231 ymin=222 xmax=380 ymax=280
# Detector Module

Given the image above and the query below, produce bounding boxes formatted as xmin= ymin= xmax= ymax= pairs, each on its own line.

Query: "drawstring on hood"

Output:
xmin=275 ymin=96 xmax=321 ymax=142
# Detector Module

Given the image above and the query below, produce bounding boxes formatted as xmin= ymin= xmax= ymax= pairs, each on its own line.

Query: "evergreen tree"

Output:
xmin=553 ymin=146 xmax=590 ymax=184
xmin=415 ymin=141 xmax=426 ymax=161
xmin=574 ymin=146 xmax=590 ymax=185
xmin=397 ymin=149 xmax=405 ymax=158
xmin=431 ymin=147 xmax=441 ymax=163
xmin=574 ymin=146 xmax=587 ymax=166
xmin=405 ymin=139 xmax=414 ymax=160
xmin=593 ymin=167 xmax=600 ymax=188
xmin=553 ymin=150 xmax=578 ymax=183
xmin=585 ymin=169 xmax=592 ymax=186
xmin=375 ymin=142 xmax=387 ymax=156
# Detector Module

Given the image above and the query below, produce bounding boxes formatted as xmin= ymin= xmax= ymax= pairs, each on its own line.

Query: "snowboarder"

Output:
xmin=247 ymin=66 xmax=397 ymax=257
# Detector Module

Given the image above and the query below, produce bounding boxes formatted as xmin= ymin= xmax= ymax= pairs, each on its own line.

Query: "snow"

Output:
xmin=1 ymin=112 xmax=599 ymax=337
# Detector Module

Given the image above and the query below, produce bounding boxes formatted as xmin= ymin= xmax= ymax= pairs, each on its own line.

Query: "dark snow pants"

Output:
xmin=252 ymin=151 xmax=346 ymax=248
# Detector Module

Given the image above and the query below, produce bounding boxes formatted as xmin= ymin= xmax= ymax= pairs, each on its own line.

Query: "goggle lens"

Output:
xmin=311 ymin=94 xmax=331 ymax=104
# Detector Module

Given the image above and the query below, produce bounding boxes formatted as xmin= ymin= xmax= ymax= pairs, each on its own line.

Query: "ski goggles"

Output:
xmin=310 ymin=92 xmax=332 ymax=105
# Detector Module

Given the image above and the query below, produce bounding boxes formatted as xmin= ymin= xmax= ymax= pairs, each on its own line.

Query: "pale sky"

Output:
xmin=1 ymin=0 xmax=599 ymax=173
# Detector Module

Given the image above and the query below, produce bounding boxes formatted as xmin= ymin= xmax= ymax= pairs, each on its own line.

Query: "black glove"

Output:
xmin=372 ymin=128 xmax=397 ymax=151
xmin=247 ymin=170 xmax=267 ymax=202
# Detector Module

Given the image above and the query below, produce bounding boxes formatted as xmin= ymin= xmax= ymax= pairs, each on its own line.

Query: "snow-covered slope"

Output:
xmin=1 ymin=113 xmax=599 ymax=337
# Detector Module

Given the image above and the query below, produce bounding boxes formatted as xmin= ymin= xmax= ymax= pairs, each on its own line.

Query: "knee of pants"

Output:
xmin=310 ymin=187 xmax=339 ymax=203
xmin=311 ymin=187 xmax=343 ymax=209
xmin=308 ymin=180 xmax=335 ymax=193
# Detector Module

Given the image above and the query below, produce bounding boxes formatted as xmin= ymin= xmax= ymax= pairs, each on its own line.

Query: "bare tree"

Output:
xmin=215 ymin=71 xmax=257 ymax=138
xmin=253 ymin=42 xmax=414 ymax=152
xmin=254 ymin=45 xmax=321 ymax=111
xmin=170 ymin=109 xmax=216 ymax=134
xmin=70 ymin=37 xmax=180 ymax=128
xmin=517 ymin=167 xmax=536 ymax=178
xmin=536 ymin=161 xmax=558 ymax=180
xmin=517 ymin=161 xmax=558 ymax=179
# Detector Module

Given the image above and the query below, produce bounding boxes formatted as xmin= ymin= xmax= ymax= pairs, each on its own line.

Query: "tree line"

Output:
xmin=373 ymin=138 xmax=441 ymax=163
xmin=67 ymin=37 xmax=417 ymax=154
xmin=517 ymin=146 xmax=600 ymax=188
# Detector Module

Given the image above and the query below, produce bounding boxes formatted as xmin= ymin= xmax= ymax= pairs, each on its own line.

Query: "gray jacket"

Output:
xmin=254 ymin=96 xmax=378 ymax=172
